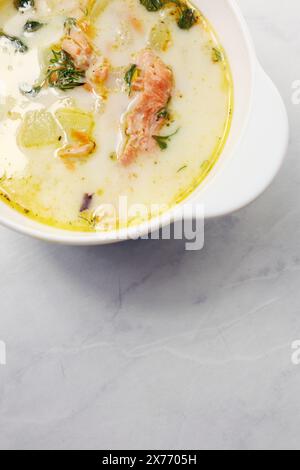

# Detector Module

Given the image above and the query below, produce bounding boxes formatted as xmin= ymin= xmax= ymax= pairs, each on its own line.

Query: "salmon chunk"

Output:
xmin=120 ymin=49 xmax=173 ymax=165
xmin=62 ymin=29 xmax=92 ymax=70
xmin=61 ymin=23 xmax=109 ymax=87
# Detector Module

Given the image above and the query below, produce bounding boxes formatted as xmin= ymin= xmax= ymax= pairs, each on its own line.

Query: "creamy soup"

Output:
xmin=0 ymin=0 xmax=232 ymax=231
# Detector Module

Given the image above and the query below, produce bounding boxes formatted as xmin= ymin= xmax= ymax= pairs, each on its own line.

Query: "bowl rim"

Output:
xmin=0 ymin=0 xmax=258 ymax=244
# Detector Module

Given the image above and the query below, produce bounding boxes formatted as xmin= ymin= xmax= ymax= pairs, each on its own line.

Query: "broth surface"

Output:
xmin=0 ymin=0 xmax=232 ymax=231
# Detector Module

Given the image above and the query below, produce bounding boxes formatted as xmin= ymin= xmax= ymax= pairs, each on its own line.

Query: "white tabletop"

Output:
xmin=0 ymin=0 xmax=299 ymax=450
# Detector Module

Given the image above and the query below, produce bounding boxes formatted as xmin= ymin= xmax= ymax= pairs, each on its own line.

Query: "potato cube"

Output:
xmin=55 ymin=108 xmax=94 ymax=140
xmin=18 ymin=110 xmax=61 ymax=148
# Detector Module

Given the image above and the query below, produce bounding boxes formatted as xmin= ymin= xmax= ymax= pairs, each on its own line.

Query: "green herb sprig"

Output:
xmin=47 ymin=49 xmax=86 ymax=91
xmin=177 ymin=6 xmax=197 ymax=30
xmin=153 ymin=128 xmax=179 ymax=150
xmin=140 ymin=0 xmax=197 ymax=30
xmin=20 ymin=82 xmax=44 ymax=97
xmin=156 ymin=107 xmax=170 ymax=120
xmin=64 ymin=17 xmax=77 ymax=34
xmin=20 ymin=48 xmax=86 ymax=97
xmin=0 ymin=31 xmax=28 ymax=53
xmin=177 ymin=164 xmax=187 ymax=172
xmin=212 ymin=47 xmax=223 ymax=63
xmin=14 ymin=0 xmax=34 ymax=12
xmin=124 ymin=64 xmax=138 ymax=95
xmin=140 ymin=0 xmax=163 ymax=11
xmin=24 ymin=21 xmax=44 ymax=33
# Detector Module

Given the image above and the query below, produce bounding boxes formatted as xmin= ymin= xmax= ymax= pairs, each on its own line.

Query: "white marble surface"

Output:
xmin=0 ymin=0 xmax=299 ymax=450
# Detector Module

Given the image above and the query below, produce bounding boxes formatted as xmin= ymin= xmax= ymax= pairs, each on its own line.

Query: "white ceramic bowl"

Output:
xmin=0 ymin=0 xmax=289 ymax=244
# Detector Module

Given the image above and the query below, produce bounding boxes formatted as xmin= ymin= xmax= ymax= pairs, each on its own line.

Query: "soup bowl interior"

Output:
xmin=0 ymin=0 xmax=255 ymax=244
